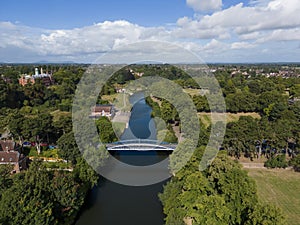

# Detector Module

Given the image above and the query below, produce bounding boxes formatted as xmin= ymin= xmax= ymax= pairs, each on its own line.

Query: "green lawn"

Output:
xmin=112 ymin=122 xmax=127 ymax=137
xmin=246 ymin=169 xmax=300 ymax=225
xmin=27 ymin=148 xmax=59 ymax=158
xmin=183 ymin=88 xmax=202 ymax=96
xmin=198 ymin=112 xmax=261 ymax=127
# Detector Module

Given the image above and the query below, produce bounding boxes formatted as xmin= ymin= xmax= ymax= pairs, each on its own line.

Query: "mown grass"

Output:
xmin=198 ymin=112 xmax=261 ymax=127
xmin=27 ymin=147 xmax=59 ymax=158
xmin=246 ymin=169 xmax=300 ymax=225
xmin=112 ymin=122 xmax=127 ymax=137
xmin=43 ymin=161 xmax=72 ymax=169
xmin=183 ymin=88 xmax=202 ymax=96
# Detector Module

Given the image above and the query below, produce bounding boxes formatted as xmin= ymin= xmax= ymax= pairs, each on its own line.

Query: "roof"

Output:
xmin=0 ymin=151 xmax=20 ymax=163
xmin=21 ymin=74 xmax=52 ymax=80
xmin=31 ymin=74 xmax=52 ymax=79
xmin=0 ymin=140 xmax=16 ymax=152
xmin=92 ymin=105 xmax=113 ymax=113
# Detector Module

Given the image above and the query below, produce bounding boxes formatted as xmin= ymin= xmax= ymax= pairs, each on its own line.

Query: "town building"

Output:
xmin=90 ymin=104 xmax=115 ymax=119
xmin=19 ymin=67 xmax=54 ymax=86
xmin=0 ymin=140 xmax=28 ymax=173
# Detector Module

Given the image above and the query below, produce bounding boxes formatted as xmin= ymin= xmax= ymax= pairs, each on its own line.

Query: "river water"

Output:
xmin=76 ymin=93 xmax=170 ymax=225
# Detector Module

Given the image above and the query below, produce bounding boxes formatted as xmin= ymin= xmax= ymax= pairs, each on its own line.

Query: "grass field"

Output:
xmin=198 ymin=112 xmax=261 ymax=127
xmin=183 ymin=88 xmax=202 ymax=96
xmin=246 ymin=169 xmax=300 ymax=225
xmin=112 ymin=122 xmax=127 ymax=137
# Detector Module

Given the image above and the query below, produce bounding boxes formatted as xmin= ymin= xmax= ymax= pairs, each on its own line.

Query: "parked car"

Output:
xmin=23 ymin=141 xmax=32 ymax=147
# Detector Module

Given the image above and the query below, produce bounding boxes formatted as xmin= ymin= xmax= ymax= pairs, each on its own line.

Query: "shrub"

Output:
xmin=264 ymin=154 xmax=288 ymax=169
xmin=289 ymin=154 xmax=300 ymax=172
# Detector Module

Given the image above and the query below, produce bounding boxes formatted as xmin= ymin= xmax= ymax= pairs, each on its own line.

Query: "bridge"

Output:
xmin=105 ymin=139 xmax=177 ymax=151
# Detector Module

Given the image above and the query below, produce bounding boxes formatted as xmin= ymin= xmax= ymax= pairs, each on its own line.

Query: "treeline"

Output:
xmin=192 ymin=73 xmax=300 ymax=114
xmin=145 ymin=96 xmax=178 ymax=143
xmin=223 ymin=115 xmax=300 ymax=159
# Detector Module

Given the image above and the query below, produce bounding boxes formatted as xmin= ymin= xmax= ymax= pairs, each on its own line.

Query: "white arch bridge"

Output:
xmin=105 ymin=139 xmax=177 ymax=151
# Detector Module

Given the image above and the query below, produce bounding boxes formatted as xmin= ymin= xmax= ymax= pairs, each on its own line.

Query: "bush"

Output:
xmin=264 ymin=154 xmax=288 ymax=168
xmin=289 ymin=154 xmax=300 ymax=172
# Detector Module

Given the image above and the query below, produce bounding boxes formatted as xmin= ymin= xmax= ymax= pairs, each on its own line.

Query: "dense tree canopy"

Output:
xmin=160 ymin=152 xmax=285 ymax=225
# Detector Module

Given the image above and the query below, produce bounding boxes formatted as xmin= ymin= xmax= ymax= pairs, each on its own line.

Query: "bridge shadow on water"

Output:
xmin=111 ymin=150 xmax=170 ymax=166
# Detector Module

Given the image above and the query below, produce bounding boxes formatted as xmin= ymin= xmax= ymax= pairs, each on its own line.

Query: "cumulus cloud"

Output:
xmin=231 ymin=42 xmax=256 ymax=49
xmin=186 ymin=0 xmax=222 ymax=11
xmin=0 ymin=0 xmax=299 ymax=63
xmin=191 ymin=0 xmax=300 ymax=33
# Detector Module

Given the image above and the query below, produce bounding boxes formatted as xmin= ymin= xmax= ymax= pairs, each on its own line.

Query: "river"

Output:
xmin=76 ymin=93 xmax=170 ymax=225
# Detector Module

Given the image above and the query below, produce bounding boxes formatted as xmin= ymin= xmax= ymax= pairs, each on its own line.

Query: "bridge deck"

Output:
xmin=105 ymin=139 xmax=177 ymax=151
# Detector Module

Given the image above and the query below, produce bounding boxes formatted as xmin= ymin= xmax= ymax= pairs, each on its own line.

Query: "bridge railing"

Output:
xmin=107 ymin=139 xmax=177 ymax=146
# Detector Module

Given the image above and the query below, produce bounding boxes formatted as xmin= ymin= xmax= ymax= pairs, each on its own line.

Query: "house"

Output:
xmin=0 ymin=140 xmax=19 ymax=152
xmin=90 ymin=104 xmax=114 ymax=119
xmin=0 ymin=151 xmax=28 ymax=173
xmin=0 ymin=140 xmax=28 ymax=173
xmin=19 ymin=67 xmax=54 ymax=87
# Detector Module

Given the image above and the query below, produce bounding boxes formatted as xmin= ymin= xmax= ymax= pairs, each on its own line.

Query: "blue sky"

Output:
xmin=0 ymin=0 xmax=299 ymax=63
xmin=0 ymin=0 xmax=249 ymax=28
xmin=0 ymin=0 xmax=192 ymax=28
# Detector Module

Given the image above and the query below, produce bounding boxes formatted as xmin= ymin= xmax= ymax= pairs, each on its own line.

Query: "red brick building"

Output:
xmin=19 ymin=68 xmax=54 ymax=87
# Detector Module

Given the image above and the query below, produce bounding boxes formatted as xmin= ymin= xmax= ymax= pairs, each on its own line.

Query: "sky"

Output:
xmin=0 ymin=0 xmax=299 ymax=63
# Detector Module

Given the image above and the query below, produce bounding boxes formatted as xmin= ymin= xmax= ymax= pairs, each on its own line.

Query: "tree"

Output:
xmin=246 ymin=204 xmax=285 ymax=225
xmin=52 ymin=113 xmax=72 ymax=135
xmin=207 ymin=154 xmax=258 ymax=224
xmin=0 ymin=160 xmax=93 ymax=225
xmin=264 ymin=154 xmax=288 ymax=168
xmin=160 ymin=153 xmax=286 ymax=225
xmin=95 ymin=116 xmax=118 ymax=143
xmin=192 ymin=95 xmax=209 ymax=112
xmin=161 ymin=100 xmax=176 ymax=123
xmin=0 ymin=165 xmax=13 ymax=193
xmin=57 ymin=131 xmax=81 ymax=165
xmin=289 ymin=154 xmax=300 ymax=172
xmin=0 ymin=161 xmax=56 ymax=225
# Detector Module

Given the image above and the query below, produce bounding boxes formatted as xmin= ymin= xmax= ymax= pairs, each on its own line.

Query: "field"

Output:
xmin=246 ymin=169 xmax=300 ymax=225
xmin=183 ymin=88 xmax=202 ymax=96
xmin=198 ymin=112 xmax=261 ymax=127
xmin=112 ymin=122 xmax=127 ymax=137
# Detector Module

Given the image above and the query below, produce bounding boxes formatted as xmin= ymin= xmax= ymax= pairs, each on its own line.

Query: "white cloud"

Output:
xmin=231 ymin=42 xmax=256 ymax=49
xmin=0 ymin=0 xmax=300 ymax=63
xmin=239 ymin=32 xmax=261 ymax=40
xmin=175 ymin=16 xmax=229 ymax=39
xmin=256 ymin=28 xmax=300 ymax=43
xmin=186 ymin=0 xmax=222 ymax=11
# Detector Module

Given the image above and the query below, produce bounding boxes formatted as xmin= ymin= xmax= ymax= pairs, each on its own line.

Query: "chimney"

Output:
xmin=41 ymin=68 xmax=43 ymax=74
